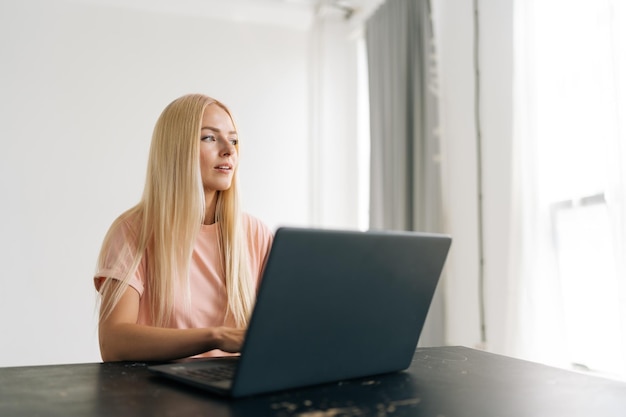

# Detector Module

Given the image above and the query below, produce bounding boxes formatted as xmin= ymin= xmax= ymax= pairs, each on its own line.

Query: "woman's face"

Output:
xmin=199 ymin=103 xmax=239 ymax=194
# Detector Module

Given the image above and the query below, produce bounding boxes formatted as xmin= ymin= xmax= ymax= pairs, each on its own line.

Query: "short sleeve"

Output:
xmin=94 ymin=219 xmax=146 ymax=295
xmin=242 ymin=213 xmax=274 ymax=283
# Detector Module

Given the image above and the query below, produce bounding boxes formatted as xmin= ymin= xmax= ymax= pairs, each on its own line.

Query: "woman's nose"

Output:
xmin=220 ymin=140 xmax=235 ymax=156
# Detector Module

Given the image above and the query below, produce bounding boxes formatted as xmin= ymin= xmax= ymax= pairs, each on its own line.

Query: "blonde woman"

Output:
xmin=95 ymin=94 xmax=273 ymax=362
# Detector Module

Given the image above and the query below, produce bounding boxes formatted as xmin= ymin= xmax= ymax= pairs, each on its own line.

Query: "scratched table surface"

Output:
xmin=1 ymin=346 xmax=626 ymax=417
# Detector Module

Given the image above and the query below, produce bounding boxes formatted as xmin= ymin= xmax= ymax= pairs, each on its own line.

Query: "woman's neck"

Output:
xmin=203 ymin=191 xmax=218 ymax=225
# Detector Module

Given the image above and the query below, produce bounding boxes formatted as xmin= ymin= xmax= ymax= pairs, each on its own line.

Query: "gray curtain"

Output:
xmin=365 ymin=0 xmax=444 ymax=346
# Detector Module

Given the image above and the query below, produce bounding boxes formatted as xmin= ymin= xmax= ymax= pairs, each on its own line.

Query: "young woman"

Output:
xmin=94 ymin=94 xmax=273 ymax=362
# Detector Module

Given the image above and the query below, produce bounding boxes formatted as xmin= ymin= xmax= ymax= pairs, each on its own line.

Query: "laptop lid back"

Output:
xmin=232 ymin=227 xmax=451 ymax=397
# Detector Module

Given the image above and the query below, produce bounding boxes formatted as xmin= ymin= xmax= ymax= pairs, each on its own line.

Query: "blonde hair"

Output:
xmin=97 ymin=94 xmax=254 ymax=328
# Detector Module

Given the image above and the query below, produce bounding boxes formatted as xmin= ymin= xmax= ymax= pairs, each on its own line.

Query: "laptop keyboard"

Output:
xmin=185 ymin=363 xmax=237 ymax=382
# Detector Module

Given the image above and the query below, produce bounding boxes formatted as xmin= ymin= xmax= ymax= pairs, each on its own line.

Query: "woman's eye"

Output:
xmin=201 ymin=135 xmax=216 ymax=142
xmin=229 ymin=139 xmax=238 ymax=146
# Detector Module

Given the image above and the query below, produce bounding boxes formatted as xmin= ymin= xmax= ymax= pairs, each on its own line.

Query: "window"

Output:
xmin=514 ymin=0 xmax=626 ymax=377
xmin=551 ymin=194 xmax=623 ymax=373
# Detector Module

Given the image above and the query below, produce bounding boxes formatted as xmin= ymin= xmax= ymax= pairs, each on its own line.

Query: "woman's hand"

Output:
xmin=212 ymin=327 xmax=247 ymax=353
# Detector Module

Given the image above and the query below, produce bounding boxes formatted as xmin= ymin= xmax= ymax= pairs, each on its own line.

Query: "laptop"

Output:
xmin=149 ymin=227 xmax=451 ymax=398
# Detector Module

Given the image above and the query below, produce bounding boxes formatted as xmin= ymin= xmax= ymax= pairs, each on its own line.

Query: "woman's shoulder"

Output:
xmin=241 ymin=213 xmax=273 ymax=267
xmin=241 ymin=212 xmax=271 ymax=231
xmin=104 ymin=207 xmax=143 ymax=243
xmin=241 ymin=213 xmax=273 ymax=243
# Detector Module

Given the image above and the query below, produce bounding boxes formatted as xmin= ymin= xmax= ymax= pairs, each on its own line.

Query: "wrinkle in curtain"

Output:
xmin=365 ymin=0 xmax=444 ymax=345
xmin=366 ymin=0 xmax=441 ymax=235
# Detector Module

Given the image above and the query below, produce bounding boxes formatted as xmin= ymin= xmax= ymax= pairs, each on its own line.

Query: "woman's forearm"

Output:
xmin=98 ymin=323 xmax=244 ymax=362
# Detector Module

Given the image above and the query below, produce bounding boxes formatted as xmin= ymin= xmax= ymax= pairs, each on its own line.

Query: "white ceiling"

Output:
xmin=66 ymin=0 xmax=384 ymax=30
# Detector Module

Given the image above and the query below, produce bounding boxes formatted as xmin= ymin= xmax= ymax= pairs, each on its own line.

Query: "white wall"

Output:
xmin=309 ymin=18 xmax=361 ymax=229
xmin=433 ymin=0 xmax=514 ymax=353
xmin=0 ymin=0 xmax=317 ymax=366
xmin=0 ymin=0 xmax=516 ymax=367
xmin=433 ymin=0 xmax=482 ymax=348
xmin=476 ymin=0 xmax=514 ymax=356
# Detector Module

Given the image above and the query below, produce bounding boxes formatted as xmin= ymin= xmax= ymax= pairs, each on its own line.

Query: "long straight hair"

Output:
xmin=97 ymin=94 xmax=254 ymax=328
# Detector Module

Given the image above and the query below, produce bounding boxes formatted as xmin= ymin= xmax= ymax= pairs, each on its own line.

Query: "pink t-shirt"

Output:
xmin=94 ymin=213 xmax=273 ymax=357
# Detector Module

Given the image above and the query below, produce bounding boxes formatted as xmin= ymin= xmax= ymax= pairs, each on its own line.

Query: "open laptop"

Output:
xmin=149 ymin=227 xmax=451 ymax=398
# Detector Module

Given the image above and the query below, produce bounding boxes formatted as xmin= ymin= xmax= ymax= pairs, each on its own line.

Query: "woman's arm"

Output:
xmin=98 ymin=284 xmax=245 ymax=362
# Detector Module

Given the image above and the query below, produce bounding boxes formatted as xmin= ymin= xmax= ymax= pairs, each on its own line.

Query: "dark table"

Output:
xmin=1 ymin=346 xmax=625 ymax=416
